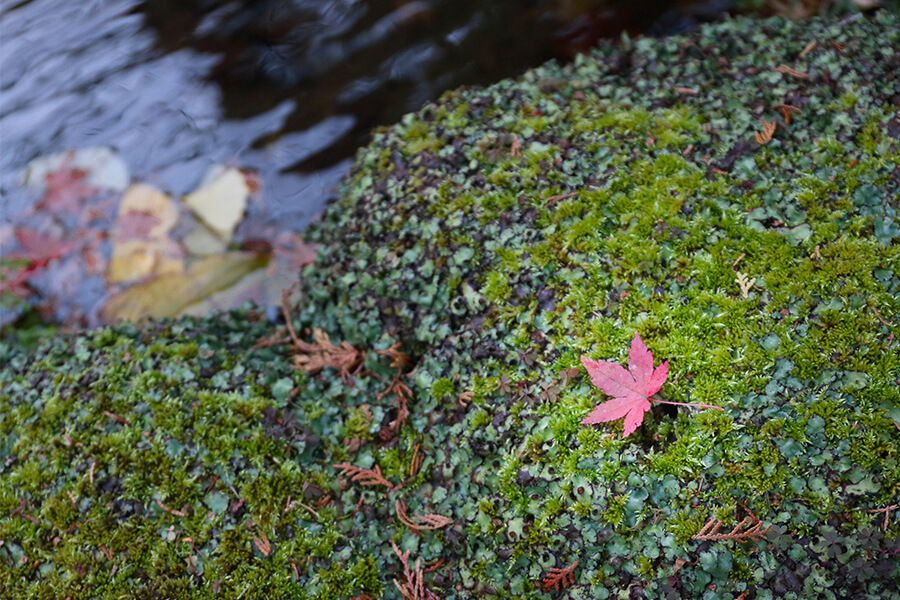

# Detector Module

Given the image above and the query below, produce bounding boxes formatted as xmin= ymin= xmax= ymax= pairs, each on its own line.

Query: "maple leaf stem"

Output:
xmin=651 ymin=398 xmax=724 ymax=411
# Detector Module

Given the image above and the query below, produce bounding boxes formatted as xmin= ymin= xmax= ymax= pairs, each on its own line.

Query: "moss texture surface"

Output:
xmin=3 ymin=13 xmax=900 ymax=600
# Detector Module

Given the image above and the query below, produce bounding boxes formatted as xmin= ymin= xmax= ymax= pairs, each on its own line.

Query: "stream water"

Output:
xmin=0 ymin=0 xmax=731 ymax=329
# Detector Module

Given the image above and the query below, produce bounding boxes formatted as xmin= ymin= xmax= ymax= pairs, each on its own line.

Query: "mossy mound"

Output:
xmin=3 ymin=13 xmax=900 ymax=600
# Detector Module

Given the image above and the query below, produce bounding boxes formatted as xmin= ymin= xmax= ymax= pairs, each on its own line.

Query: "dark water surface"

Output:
xmin=0 ymin=0 xmax=727 ymax=328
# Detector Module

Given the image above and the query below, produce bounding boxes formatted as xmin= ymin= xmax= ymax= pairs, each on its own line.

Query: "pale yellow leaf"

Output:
xmin=104 ymin=252 xmax=269 ymax=321
xmin=107 ymin=238 xmax=184 ymax=283
xmin=183 ymin=166 xmax=249 ymax=240
xmin=183 ymin=223 xmax=228 ymax=256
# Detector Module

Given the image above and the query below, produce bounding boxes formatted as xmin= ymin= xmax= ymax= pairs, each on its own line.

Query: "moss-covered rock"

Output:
xmin=3 ymin=12 xmax=899 ymax=600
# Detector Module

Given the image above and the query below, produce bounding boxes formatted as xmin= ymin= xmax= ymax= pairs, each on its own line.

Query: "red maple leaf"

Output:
xmin=1 ymin=266 xmax=33 ymax=299
xmin=36 ymin=154 xmax=98 ymax=213
xmin=1 ymin=228 xmax=80 ymax=300
xmin=581 ymin=332 xmax=722 ymax=437
xmin=115 ymin=210 xmax=161 ymax=240
xmin=12 ymin=227 xmax=78 ymax=267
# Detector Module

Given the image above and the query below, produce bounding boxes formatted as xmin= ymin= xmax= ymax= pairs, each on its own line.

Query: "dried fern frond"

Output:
xmin=333 ymin=463 xmax=393 ymax=489
xmin=375 ymin=343 xmax=414 ymax=440
xmin=379 ymin=379 xmax=412 ymax=440
xmin=774 ymin=64 xmax=809 ymax=79
xmin=692 ymin=516 xmax=772 ymax=543
xmin=395 ymin=499 xmax=454 ymax=533
xmin=252 ymin=532 xmax=271 ymax=556
xmin=540 ymin=560 xmax=579 ymax=592
xmin=735 ymin=272 xmax=756 ymax=298
xmin=772 ymin=103 xmax=802 ymax=124
xmin=754 ymin=120 xmax=777 ymax=144
xmin=291 ymin=328 xmax=365 ymax=378
xmin=377 ymin=342 xmax=412 ymax=370
xmin=391 ymin=540 xmax=441 ymax=600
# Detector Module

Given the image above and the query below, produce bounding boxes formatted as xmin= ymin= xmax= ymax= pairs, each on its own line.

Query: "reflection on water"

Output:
xmin=0 ymin=0 xmax=728 ymax=329
xmin=1 ymin=0 xmax=348 ymax=229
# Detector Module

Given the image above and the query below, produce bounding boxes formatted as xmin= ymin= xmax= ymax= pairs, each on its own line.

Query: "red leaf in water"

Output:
xmin=36 ymin=154 xmax=98 ymax=213
xmin=581 ymin=332 xmax=721 ymax=437
xmin=2 ymin=228 xmax=77 ymax=300
xmin=13 ymin=227 xmax=77 ymax=267
xmin=115 ymin=210 xmax=161 ymax=240
xmin=1 ymin=267 xmax=33 ymax=299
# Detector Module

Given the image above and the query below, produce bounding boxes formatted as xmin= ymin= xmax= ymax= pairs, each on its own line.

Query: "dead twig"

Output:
xmin=866 ymin=504 xmax=898 ymax=532
xmin=735 ymin=272 xmax=756 ymax=298
xmin=280 ymin=286 xmax=303 ymax=349
xmin=155 ymin=498 xmax=187 ymax=518
xmin=870 ymin=304 xmax=895 ymax=327
xmin=376 ymin=344 xmax=414 ymax=439
xmin=798 ymin=40 xmax=817 ymax=59
xmin=544 ymin=192 xmax=578 ymax=207
xmin=103 ymin=411 xmax=132 ymax=427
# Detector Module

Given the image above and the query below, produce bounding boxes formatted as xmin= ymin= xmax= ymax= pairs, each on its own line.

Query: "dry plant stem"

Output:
xmin=866 ymin=504 xmax=898 ymax=532
xmin=104 ymin=410 xmax=132 ymax=426
xmin=774 ymin=64 xmax=809 ymax=79
xmin=870 ymin=304 xmax=895 ymax=327
xmin=545 ymin=191 xmax=578 ymax=206
xmin=280 ymin=287 xmax=303 ymax=349
xmin=798 ymin=40 xmax=817 ymax=58
xmin=155 ymin=498 xmax=186 ymax=517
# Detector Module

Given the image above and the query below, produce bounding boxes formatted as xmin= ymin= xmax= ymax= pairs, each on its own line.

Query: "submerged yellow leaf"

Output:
xmin=117 ymin=183 xmax=178 ymax=235
xmin=108 ymin=184 xmax=182 ymax=283
xmin=183 ymin=223 xmax=228 ymax=256
xmin=107 ymin=238 xmax=184 ymax=283
xmin=104 ymin=252 xmax=269 ymax=321
xmin=183 ymin=166 xmax=249 ymax=241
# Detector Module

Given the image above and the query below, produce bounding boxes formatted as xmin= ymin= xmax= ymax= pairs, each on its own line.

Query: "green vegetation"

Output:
xmin=3 ymin=12 xmax=899 ymax=600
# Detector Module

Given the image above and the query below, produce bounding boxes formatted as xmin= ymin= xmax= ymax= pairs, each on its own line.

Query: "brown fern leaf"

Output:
xmin=379 ymin=379 xmax=412 ymax=440
xmin=252 ymin=532 xmax=271 ymax=556
xmin=395 ymin=499 xmax=453 ymax=532
xmin=774 ymin=64 xmax=809 ymax=79
xmin=692 ymin=517 xmax=772 ymax=543
xmin=377 ymin=342 xmax=412 ymax=371
xmin=540 ymin=560 xmax=579 ymax=592
xmin=772 ymin=103 xmax=801 ymax=125
xmin=333 ymin=463 xmax=393 ymax=489
xmin=754 ymin=120 xmax=777 ymax=144
xmin=291 ymin=328 xmax=365 ymax=378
